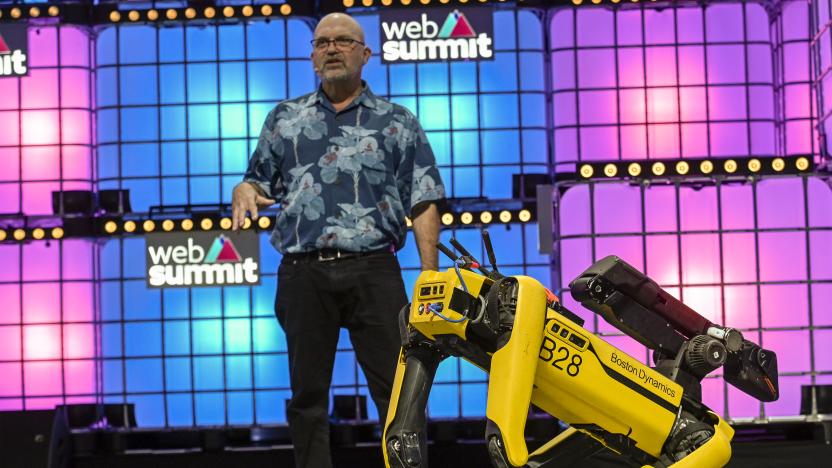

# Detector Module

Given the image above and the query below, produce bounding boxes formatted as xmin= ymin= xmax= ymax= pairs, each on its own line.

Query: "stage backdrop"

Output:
xmin=0 ymin=0 xmax=829 ymax=427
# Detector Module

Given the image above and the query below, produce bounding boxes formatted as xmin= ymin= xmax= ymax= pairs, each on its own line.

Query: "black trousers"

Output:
xmin=275 ymin=251 xmax=408 ymax=468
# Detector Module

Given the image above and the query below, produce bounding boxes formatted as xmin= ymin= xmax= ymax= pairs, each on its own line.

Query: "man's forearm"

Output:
xmin=411 ymin=203 xmax=440 ymax=271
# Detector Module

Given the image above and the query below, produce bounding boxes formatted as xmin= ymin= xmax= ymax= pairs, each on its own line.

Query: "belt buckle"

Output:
xmin=317 ymin=250 xmax=340 ymax=262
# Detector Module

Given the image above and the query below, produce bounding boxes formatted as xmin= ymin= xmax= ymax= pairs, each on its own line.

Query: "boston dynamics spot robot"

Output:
xmin=383 ymin=232 xmax=778 ymax=468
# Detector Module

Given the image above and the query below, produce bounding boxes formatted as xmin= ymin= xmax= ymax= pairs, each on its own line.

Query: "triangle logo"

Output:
xmin=204 ymin=235 xmax=242 ymax=263
xmin=438 ymin=10 xmax=477 ymax=39
xmin=0 ymin=33 xmax=10 ymax=54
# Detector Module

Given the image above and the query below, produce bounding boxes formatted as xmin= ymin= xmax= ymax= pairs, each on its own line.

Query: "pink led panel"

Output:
xmin=556 ymin=176 xmax=831 ymax=418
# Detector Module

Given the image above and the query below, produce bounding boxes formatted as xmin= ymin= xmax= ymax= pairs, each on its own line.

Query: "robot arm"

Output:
xmin=569 ymin=255 xmax=778 ymax=402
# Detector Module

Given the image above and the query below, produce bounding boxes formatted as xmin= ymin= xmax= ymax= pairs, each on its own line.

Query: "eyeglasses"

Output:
xmin=311 ymin=37 xmax=365 ymax=51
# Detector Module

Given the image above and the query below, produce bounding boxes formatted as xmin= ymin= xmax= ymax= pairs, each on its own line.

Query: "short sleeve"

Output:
xmin=243 ymin=106 xmax=285 ymax=200
xmin=396 ymin=111 xmax=446 ymax=215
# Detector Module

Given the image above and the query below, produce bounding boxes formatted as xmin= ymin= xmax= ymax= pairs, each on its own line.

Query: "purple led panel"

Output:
xmin=0 ymin=26 xmax=96 ymax=411
xmin=550 ymin=2 xmax=815 ymax=172
xmin=812 ymin=0 xmax=832 ymax=160
xmin=555 ymin=176 xmax=832 ymax=419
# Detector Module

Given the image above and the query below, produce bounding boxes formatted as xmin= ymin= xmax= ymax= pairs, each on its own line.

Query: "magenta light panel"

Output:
xmin=550 ymin=2 xmax=815 ymax=171
xmin=0 ymin=24 xmax=97 ymax=411
xmin=555 ymin=176 xmax=832 ymax=419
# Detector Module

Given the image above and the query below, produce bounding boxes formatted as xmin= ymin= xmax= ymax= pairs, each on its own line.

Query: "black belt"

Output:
xmin=282 ymin=247 xmax=394 ymax=263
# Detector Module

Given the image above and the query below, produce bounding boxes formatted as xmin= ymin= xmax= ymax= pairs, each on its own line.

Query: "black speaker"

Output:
xmin=512 ymin=173 xmax=552 ymax=200
xmin=48 ymin=403 xmax=136 ymax=468
xmin=0 ymin=409 xmax=56 ymax=468
xmin=51 ymin=190 xmax=95 ymax=216
xmin=800 ymin=384 xmax=832 ymax=415
xmin=331 ymin=394 xmax=368 ymax=421
xmin=98 ymin=189 xmax=131 ymax=215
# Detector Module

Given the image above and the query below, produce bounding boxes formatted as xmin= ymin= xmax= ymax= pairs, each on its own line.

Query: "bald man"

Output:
xmin=231 ymin=13 xmax=445 ymax=468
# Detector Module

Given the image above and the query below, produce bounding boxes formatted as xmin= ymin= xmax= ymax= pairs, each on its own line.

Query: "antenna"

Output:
xmin=437 ymin=242 xmax=458 ymax=262
xmin=481 ymin=230 xmax=500 ymax=275
xmin=449 ymin=237 xmax=491 ymax=276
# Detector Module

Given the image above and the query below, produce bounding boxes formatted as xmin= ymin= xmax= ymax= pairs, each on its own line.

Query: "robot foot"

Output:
xmin=487 ymin=435 xmax=511 ymax=468
xmin=386 ymin=432 xmax=424 ymax=468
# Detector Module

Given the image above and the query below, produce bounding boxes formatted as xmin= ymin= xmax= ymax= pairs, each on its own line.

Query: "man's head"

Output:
xmin=311 ymin=13 xmax=371 ymax=85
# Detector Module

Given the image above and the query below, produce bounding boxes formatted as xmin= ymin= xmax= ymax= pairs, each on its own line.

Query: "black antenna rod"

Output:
xmin=437 ymin=242 xmax=458 ymax=262
xmin=482 ymin=230 xmax=500 ymax=275
xmin=449 ymin=237 xmax=492 ymax=276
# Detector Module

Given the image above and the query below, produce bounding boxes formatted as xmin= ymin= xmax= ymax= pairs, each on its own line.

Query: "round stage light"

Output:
xmin=651 ymin=162 xmax=666 ymax=176
xmin=223 ymin=6 xmax=234 ymax=17
xmin=439 ymin=0 xmax=450 ymax=4
xmin=772 ymin=157 xmax=785 ymax=172
xmin=700 ymin=160 xmax=714 ymax=174
xmin=627 ymin=162 xmax=641 ymax=177
xmin=29 ymin=7 xmax=40 ymax=18
xmin=344 ymin=0 xmax=355 ymax=6
xmin=280 ymin=4 xmax=292 ymax=15
xmin=104 ymin=221 xmax=118 ymax=234
xmin=518 ymin=209 xmax=532 ymax=223
xmin=123 ymin=221 xmax=137 ymax=233
xmin=592 ymin=0 xmax=602 ymax=4
xmin=162 ymin=219 xmax=175 ymax=232
xmin=10 ymin=8 xmax=21 ymax=19
xmin=362 ymin=0 xmax=374 ymax=7
xmin=603 ymin=163 xmax=618 ymax=177
xmin=572 ymin=0 xmax=583 ymax=5
xmin=723 ymin=159 xmax=737 ymax=174
xmin=747 ymin=158 xmax=761 ymax=173
xmin=181 ymin=219 xmax=194 ymax=231
xmin=499 ymin=210 xmax=512 ymax=223
xmin=421 ymin=0 xmax=431 ymax=5
xmin=32 ymin=228 xmax=45 ymax=240
xmin=185 ymin=8 xmax=196 ymax=19
xmin=401 ymin=0 xmax=413 ymax=5
xmin=204 ymin=7 xmax=216 ymax=18
xmin=579 ymin=164 xmax=594 ymax=179
xmin=258 ymin=217 xmax=272 ymax=229
xmin=13 ymin=229 xmax=25 ymax=241
xmin=48 ymin=6 xmax=60 ymax=17
xmin=220 ymin=218 xmax=232 ymax=230
xmin=109 ymin=11 xmax=121 ymax=22
xmin=51 ymin=227 xmax=64 ymax=240
xmin=261 ymin=5 xmax=273 ymax=16
xmin=0 ymin=230 xmax=6 ymax=241
xmin=147 ymin=9 xmax=159 ymax=21
xmin=242 ymin=6 xmax=254 ymax=17
xmin=128 ymin=10 xmax=140 ymax=21
xmin=384 ymin=0 xmax=395 ymax=6
xmin=460 ymin=212 xmax=473 ymax=225
xmin=441 ymin=213 xmax=454 ymax=226
xmin=675 ymin=161 xmax=689 ymax=175
xmin=480 ymin=211 xmax=493 ymax=224
xmin=166 ymin=9 xmax=178 ymax=20
xmin=201 ymin=218 xmax=214 ymax=231
xmin=796 ymin=157 xmax=810 ymax=171
xmin=143 ymin=220 xmax=156 ymax=232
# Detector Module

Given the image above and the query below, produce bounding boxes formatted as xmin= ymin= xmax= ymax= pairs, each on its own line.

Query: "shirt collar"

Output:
xmin=310 ymin=81 xmax=377 ymax=111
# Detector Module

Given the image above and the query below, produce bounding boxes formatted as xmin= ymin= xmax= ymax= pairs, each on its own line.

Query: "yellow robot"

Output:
xmin=383 ymin=232 xmax=778 ymax=468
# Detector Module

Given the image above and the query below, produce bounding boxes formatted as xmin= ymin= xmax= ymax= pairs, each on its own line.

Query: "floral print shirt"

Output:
xmin=244 ymin=84 xmax=446 ymax=254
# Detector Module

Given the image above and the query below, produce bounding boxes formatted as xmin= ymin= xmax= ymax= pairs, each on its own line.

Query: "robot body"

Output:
xmin=383 ymin=237 xmax=774 ymax=468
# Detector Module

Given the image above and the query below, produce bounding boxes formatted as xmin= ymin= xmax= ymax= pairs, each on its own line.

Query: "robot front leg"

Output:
xmin=383 ymin=344 xmax=443 ymax=468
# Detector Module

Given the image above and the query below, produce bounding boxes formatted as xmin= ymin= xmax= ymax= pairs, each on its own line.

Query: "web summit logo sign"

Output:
xmin=146 ymin=231 xmax=260 ymax=288
xmin=0 ymin=24 xmax=29 ymax=77
xmin=380 ymin=8 xmax=494 ymax=64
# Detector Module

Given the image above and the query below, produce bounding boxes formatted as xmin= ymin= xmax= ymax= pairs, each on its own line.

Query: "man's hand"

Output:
xmin=232 ymin=182 xmax=276 ymax=231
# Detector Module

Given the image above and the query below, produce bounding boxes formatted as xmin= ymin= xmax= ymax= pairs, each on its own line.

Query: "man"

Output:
xmin=231 ymin=12 xmax=444 ymax=468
